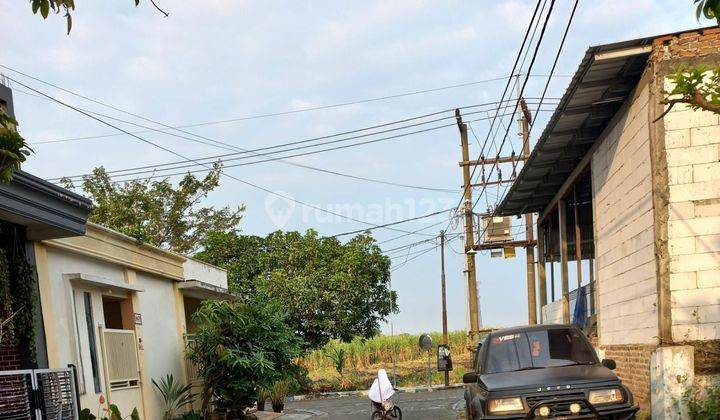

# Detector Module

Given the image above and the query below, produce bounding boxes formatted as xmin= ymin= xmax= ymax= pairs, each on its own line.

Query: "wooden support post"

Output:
xmin=550 ymin=250 xmax=555 ymax=302
xmin=573 ymin=186 xmax=582 ymax=289
xmin=516 ymin=90 xmax=537 ymax=326
xmin=589 ymin=258 xmax=596 ymax=315
xmin=549 ymin=212 xmax=555 ymax=302
xmin=439 ymin=230 xmax=449 ymax=387
xmin=457 ymin=109 xmax=481 ymax=341
xmin=537 ymin=223 xmax=547 ymax=323
xmin=558 ymin=199 xmax=570 ymax=324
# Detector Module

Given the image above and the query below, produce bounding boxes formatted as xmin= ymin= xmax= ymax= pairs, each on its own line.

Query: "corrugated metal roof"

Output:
xmin=495 ymin=34 xmax=658 ymax=216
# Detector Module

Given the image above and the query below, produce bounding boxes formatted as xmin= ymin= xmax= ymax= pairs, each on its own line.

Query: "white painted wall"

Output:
xmin=183 ymin=257 xmax=227 ymax=289
xmin=663 ymin=77 xmax=720 ymax=342
xmin=42 ymin=246 xmax=184 ymax=419
xmin=43 ymin=247 xmax=129 ymax=412
xmin=134 ymin=272 xmax=185 ymax=414
xmin=591 ymin=79 xmax=659 ymax=345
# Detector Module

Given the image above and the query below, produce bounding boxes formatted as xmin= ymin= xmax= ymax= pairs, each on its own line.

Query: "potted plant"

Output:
xmin=0 ymin=114 xmax=32 ymax=184
xmin=152 ymin=373 xmax=196 ymax=420
xmin=270 ymin=380 xmax=289 ymax=413
xmin=256 ymin=387 xmax=270 ymax=411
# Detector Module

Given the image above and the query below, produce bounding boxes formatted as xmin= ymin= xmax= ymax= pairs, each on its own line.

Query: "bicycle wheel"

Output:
xmin=391 ymin=406 xmax=402 ymax=420
xmin=371 ymin=410 xmax=384 ymax=420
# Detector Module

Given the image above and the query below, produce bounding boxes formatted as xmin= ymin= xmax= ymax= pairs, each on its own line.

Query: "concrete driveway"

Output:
xmin=278 ymin=388 xmax=465 ymax=419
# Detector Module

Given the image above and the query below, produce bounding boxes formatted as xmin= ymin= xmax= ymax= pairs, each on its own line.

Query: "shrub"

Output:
xmin=270 ymin=380 xmax=290 ymax=405
xmin=152 ymin=373 xmax=195 ymax=420
xmin=326 ymin=346 xmax=346 ymax=377
xmin=685 ymin=381 xmax=720 ymax=419
xmin=186 ymin=300 xmax=302 ymax=414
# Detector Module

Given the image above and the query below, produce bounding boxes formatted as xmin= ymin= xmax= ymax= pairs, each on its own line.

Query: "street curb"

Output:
xmin=286 ymin=383 xmax=465 ymax=402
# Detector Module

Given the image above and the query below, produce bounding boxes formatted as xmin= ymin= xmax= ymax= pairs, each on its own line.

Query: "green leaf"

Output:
xmin=66 ymin=13 xmax=72 ymax=34
xmin=697 ymin=1 xmax=705 ymax=21
xmin=40 ymin=0 xmax=49 ymax=18
xmin=32 ymin=0 xmax=41 ymax=14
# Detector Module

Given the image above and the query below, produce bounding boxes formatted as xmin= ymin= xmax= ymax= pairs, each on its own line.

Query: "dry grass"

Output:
xmin=299 ymin=331 xmax=476 ymax=391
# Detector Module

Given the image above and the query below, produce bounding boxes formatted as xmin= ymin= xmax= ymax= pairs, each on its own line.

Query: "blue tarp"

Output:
xmin=573 ymin=285 xmax=587 ymax=327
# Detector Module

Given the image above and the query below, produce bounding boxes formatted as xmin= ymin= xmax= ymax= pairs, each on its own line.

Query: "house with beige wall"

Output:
xmin=37 ymin=223 xmax=231 ymax=419
xmin=0 ymin=82 xmax=232 ymax=419
xmin=496 ymin=27 xmax=720 ymax=417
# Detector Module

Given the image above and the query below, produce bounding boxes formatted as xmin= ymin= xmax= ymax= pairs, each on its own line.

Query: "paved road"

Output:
xmin=282 ymin=388 xmax=465 ymax=419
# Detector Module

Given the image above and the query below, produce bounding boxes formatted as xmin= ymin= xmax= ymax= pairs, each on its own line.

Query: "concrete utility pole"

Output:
xmin=456 ymin=109 xmax=481 ymax=343
xmin=515 ymin=75 xmax=538 ymax=325
xmin=439 ymin=230 xmax=449 ymax=387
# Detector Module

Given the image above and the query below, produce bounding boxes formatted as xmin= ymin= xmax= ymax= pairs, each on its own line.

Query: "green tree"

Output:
xmin=658 ymin=1 xmax=720 ymax=119
xmin=196 ymin=230 xmax=396 ymax=348
xmin=195 ymin=230 xmax=397 ymax=350
xmin=0 ymin=113 xmax=33 ymax=184
xmin=62 ymin=165 xmax=244 ymax=254
xmin=29 ymin=0 xmax=168 ymax=34
xmin=186 ymin=300 xmax=302 ymax=415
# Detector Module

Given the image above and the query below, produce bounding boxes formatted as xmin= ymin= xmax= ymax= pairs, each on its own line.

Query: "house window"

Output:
xmin=83 ymin=292 xmax=102 ymax=394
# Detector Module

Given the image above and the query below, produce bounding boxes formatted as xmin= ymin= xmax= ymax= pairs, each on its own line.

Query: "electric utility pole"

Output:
xmin=456 ymin=109 xmax=481 ymax=344
xmin=439 ymin=230 xmax=449 ymax=386
xmin=516 ymin=74 xmax=538 ymax=325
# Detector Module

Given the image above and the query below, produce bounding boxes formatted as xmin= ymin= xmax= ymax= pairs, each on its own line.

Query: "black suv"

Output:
xmin=463 ymin=324 xmax=638 ymax=419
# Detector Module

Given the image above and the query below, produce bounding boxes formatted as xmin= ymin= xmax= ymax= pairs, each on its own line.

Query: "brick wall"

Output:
xmin=0 ymin=346 xmax=22 ymax=371
xmin=652 ymin=29 xmax=720 ymax=342
xmin=599 ymin=344 xmax=656 ymax=412
xmin=591 ymin=74 xmax=659 ymax=345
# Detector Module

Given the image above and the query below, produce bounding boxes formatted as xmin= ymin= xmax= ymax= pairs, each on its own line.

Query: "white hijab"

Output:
xmin=368 ymin=369 xmax=395 ymax=403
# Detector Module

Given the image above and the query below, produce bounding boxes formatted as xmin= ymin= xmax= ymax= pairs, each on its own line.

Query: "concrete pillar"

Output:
xmin=650 ymin=345 xmax=694 ymax=419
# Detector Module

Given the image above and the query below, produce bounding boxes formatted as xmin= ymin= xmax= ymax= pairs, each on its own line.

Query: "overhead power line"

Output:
xmin=330 ymin=208 xmax=453 ymax=238
xmin=471 ymin=0 xmax=557 ymax=214
xmin=443 ymin=0 xmax=545 ymax=236
xmin=492 ymin=0 xmax=579 ymax=210
xmin=6 ymin=69 xmax=550 ymax=193
xmin=50 ymin=99 xmax=558 ymax=183
xmin=0 ymin=63 xmax=570 ymax=145
xmin=390 ymin=236 xmax=462 ymax=273
xmin=6 ymin=76 xmax=440 ymax=238
xmin=66 ymin=106 xmax=557 ymax=185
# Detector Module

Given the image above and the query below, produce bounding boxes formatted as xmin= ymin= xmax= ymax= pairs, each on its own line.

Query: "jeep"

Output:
xmin=463 ymin=324 xmax=639 ymax=419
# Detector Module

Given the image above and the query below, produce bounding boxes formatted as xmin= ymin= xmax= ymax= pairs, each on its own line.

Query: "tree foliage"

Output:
xmin=696 ymin=0 xmax=720 ymax=24
xmin=29 ymin=0 xmax=168 ymax=34
xmin=0 ymin=114 xmax=33 ymax=184
xmin=186 ymin=300 xmax=303 ymax=414
xmin=195 ymin=230 xmax=397 ymax=350
xmin=62 ymin=165 xmax=244 ymax=254
xmin=658 ymin=66 xmax=720 ymax=120
xmin=656 ymin=3 xmax=720 ymax=119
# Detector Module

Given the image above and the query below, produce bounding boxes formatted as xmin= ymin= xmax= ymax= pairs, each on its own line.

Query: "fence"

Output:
xmin=0 ymin=368 xmax=79 ymax=420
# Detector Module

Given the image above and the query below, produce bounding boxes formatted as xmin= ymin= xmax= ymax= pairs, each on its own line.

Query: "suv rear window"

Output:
xmin=485 ymin=328 xmax=596 ymax=374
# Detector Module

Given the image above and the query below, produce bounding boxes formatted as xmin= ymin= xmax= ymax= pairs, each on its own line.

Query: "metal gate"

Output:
xmin=0 ymin=368 xmax=79 ymax=420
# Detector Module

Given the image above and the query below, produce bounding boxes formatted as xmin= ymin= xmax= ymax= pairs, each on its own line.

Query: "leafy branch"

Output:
xmin=696 ymin=0 xmax=720 ymax=24
xmin=0 ymin=114 xmax=33 ymax=184
xmin=655 ymin=66 xmax=720 ymax=122
xmin=29 ymin=0 xmax=169 ymax=34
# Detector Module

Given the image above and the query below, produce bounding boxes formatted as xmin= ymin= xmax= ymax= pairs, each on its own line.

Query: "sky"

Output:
xmin=0 ymin=1 xmax=706 ymax=334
